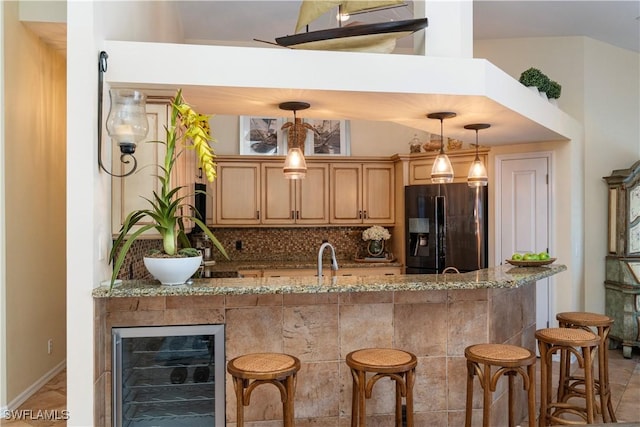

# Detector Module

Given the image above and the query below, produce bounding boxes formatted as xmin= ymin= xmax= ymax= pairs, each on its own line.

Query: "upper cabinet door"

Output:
xmin=296 ymin=164 xmax=330 ymax=225
xmin=330 ymin=162 xmax=395 ymax=225
xmin=261 ymin=163 xmax=296 ymax=224
xmin=330 ymin=164 xmax=363 ymax=224
xmin=262 ymin=163 xmax=330 ymax=225
xmin=363 ymin=163 xmax=395 ymax=224
xmin=215 ymin=162 xmax=261 ymax=225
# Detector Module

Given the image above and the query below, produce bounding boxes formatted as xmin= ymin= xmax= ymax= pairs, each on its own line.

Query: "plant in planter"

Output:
xmin=546 ymin=80 xmax=562 ymax=100
xmin=109 ymin=89 xmax=228 ymax=287
xmin=519 ymin=67 xmax=551 ymax=94
xmin=362 ymin=225 xmax=391 ymax=257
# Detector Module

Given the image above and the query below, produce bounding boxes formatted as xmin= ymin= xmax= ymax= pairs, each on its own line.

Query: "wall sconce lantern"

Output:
xmin=427 ymin=112 xmax=456 ymax=183
xmin=280 ymin=101 xmax=311 ymax=180
xmin=464 ymin=123 xmax=490 ymax=187
xmin=97 ymin=51 xmax=148 ymax=177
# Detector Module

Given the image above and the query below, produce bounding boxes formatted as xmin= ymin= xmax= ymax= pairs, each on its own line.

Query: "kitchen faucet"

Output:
xmin=317 ymin=242 xmax=339 ymax=277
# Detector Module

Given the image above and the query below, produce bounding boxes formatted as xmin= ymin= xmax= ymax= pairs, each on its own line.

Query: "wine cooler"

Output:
xmin=112 ymin=325 xmax=225 ymax=427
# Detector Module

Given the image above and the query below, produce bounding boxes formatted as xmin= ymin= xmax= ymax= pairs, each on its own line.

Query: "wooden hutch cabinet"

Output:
xmin=604 ymin=160 xmax=640 ymax=358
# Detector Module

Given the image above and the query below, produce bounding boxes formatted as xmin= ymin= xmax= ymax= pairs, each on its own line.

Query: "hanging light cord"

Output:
xmin=439 ymin=118 xmax=445 ymax=154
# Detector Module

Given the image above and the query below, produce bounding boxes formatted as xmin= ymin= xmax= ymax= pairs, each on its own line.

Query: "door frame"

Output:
xmin=494 ymin=150 xmax=555 ymax=327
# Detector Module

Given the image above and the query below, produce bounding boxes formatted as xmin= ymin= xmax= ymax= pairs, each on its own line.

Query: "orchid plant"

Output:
xmin=109 ymin=90 xmax=228 ymax=288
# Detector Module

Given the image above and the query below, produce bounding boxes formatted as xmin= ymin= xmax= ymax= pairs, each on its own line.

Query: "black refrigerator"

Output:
xmin=405 ymin=183 xmax=488 ymax=274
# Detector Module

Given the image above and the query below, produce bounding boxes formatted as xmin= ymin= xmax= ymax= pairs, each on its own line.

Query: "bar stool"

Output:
xmin=535 ymin=327 xmax=600 ymax=426
xmin=556 ymin=312 xmax=616 ymax=422
xmin=227 ymin=352 xmax=301 ymax=427
xmin=346 ymin=348 xmax=417 ymax=427
xmin=464 ymin=343 xmax=537 ymax=427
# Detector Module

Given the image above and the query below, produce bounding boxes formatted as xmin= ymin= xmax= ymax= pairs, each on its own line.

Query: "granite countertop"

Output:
xmin=93 ymin=263 xmax=567 ymax=298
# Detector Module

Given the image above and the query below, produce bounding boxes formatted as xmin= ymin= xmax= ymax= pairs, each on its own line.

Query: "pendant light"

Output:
xmin=280 ymin=101 xmax=310 ymax=179
xmin=464 ymin=123 xmax=490 ymax=187
xmin=427 ymin=112 xmax=456 ymax=183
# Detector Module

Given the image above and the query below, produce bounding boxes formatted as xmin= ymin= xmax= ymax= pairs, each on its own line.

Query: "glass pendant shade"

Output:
xmin=464 ymin=123 xmax=490 ymax=187
xmin=427 ymin=112 xmax=456 ymax=184
xmin=431 ymin=153 xmax=454 ymax=183
xmin=280 ymin=101 xmax=311 ymax=180
xmin=106 ymin=89 xmax=148 ymax=154
xmin=283 ymin=147 xmax=307 ymax=179
xmin=467 ymin=158 xmax=488 ymax=187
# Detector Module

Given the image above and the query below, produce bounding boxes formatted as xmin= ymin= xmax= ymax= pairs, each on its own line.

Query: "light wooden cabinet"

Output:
xmin=237 ymin=269 xmax=262 ymax=278
xmin=263 ymin=268 xmax=318 ymax=277
xmin=335 ymin=266 xmax=402 ymax=276
xmin=215 ymin=162 xmax=261 ymax=225
xmin=261 ymin=163 xmax=329 ymax=225
xmin=330 ymin=163 xmax=395 ymax=225
xmin=238 ymin=266 xmax=401 ymax=278
xmin=408 ymin=148 xmax=489 ymax=185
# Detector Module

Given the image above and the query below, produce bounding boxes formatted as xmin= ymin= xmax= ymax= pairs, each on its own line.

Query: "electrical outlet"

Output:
xmin=235 ymin=240 xmax=242 ymax=250
xmin=47 ymin=339 xmax=53 ymax=355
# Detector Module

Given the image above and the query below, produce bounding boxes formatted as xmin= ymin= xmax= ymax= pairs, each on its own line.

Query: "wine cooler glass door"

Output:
xmin=113 ymin=324 xmax=225 ymax=427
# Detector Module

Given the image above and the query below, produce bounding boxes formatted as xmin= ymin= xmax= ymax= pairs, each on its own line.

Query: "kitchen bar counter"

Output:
xmin=93 ymin=264 xmax=565 ymax=298
xmin=94 ymin=264 xmax=566 ymax=425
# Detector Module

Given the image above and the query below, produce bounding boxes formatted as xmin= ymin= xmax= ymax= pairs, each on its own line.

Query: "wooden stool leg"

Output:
xmin=598 ymin=325 xmax=616 ymax=422
xmin=507 ymin=372 xmax=515 ymax=427
xmin=583 ymin=346 xmax=595 ymax=423
xmin=465 ymin=360 xmax=475 ymax=427
xmin=405 ymin=368 xmax=415 ymax=427
xmin=538 ymin=341 xmax=549 ymax=427
xmin=481 ymin=363 xmax=491 ymax=427
xmin=350 ymin=369 xmax=359 ymax=427
xmin=283 ymin=374 xmax=295 ymax=427
xmin=232 ymin=376 xmax=246 ymax=427
xmin=395 ymin=379 xmax=402 ymax=426
xmin=527 ymin=363 xmax=536 ymax=427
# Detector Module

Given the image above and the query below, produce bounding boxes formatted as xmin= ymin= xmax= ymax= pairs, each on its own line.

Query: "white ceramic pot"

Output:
xmin=143 ymin=255 xmax=202 ymax=285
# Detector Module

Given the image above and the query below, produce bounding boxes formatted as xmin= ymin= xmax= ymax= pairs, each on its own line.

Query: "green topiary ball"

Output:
xmin=519 ymin=67 xmax=551 ymax=93
xmin=547 ymin=80 xmax=562 ymax=99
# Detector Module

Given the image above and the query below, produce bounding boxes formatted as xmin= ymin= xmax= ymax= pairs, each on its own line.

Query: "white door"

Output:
xmin=496 ymin=154 xmax=551 ymax=329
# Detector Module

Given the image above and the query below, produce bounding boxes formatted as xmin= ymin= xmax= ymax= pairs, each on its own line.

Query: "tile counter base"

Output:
xmin=94 ymin=275 xmax=553 ymax=426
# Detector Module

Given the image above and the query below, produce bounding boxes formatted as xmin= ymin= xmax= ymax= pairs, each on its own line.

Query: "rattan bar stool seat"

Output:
xmin=464 ymin=343 xmax=536 ymax=427
xmin=346 ymin=348 xmax=417 ymax=427
xmin=556 ymin=312 xmax=616 ymax=423
xmin=536 ymin=327 xmax=600 ymax=426
xmin=227 ymin=352 xmax=301 ymax=427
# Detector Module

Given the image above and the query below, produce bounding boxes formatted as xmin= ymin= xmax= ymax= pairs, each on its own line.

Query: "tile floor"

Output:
xmin=1 ymin=347 xmax=638 ymax=426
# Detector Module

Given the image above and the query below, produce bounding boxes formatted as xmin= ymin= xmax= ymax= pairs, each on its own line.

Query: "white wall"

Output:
xmin=476 ymin=36 xmax=640 ymax=313
xmin=66 ymin=1 xmax=184 ymax=424
xmin=1 ymin=0 xmax=66 ymax=408
xmin=210 ymin=114 xmax=430 ymax=156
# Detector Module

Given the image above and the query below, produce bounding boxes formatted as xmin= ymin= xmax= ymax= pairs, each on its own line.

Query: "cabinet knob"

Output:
xmin=256 ymin=211 xmax=260 ymax=220
xmin=359 ymin=210 xmax=363 ymax=219
xmin=363 ymin=210 xmax=368 ymax=219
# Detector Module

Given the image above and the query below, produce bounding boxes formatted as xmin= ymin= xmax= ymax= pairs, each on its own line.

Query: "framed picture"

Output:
xmin=239 ymin=116 xmax=284 ymax=155
xmin=301 ymin=119 xmax=350 ymax=156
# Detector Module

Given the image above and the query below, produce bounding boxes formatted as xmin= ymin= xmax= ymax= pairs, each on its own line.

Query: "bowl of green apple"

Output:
xmin=506 ymin=251 xmax=556 ymax=267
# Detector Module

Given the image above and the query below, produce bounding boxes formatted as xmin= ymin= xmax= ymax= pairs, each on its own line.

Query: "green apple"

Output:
xmin=538 ymin=251 xmax=550 ymax=260
xmin=523 ymin=252 xmax=540 ymax=261
xmin=511 ymin=253 xmax=523 ymax=261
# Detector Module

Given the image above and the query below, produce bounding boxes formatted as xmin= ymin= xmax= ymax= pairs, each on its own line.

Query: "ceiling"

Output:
xmin=176 ymin=1 xmax=640 ymax=52
xmin=23 ymin=1 xmax=638 ymax=144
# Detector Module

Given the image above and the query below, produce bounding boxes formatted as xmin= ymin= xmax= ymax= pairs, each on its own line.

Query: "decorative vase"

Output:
xmin=367 ymin=240 xmax=385 ymax=257
xmin=143 ymin=255 xmax=202 ymax=285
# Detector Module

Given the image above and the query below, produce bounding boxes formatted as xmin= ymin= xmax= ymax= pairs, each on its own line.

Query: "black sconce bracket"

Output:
xmin=97 ymin=51 xmax=138 ymax=177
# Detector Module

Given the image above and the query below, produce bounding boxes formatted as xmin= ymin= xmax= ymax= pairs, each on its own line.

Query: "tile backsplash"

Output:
xmin=115 ymin=226 xmax=396 ymax=279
